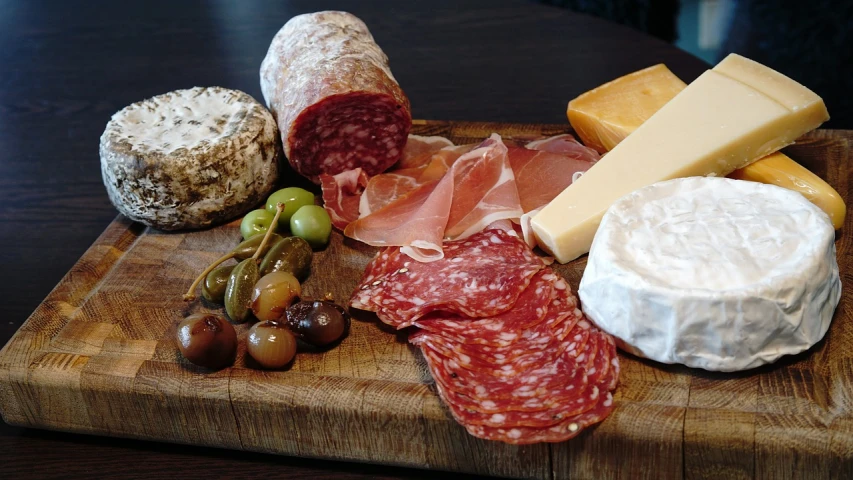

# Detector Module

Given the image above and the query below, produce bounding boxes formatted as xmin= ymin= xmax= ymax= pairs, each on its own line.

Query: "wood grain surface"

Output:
xmin=1 ymin=121 xmax=851 ymax=479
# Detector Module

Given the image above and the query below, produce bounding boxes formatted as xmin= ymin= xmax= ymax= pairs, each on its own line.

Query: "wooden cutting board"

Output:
xmin=1 ymin=120 xmax=851 ymax=479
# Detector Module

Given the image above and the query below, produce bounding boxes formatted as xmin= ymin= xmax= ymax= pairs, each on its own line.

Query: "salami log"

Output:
xmin=260 ymin=11 xmax=412 ymax=182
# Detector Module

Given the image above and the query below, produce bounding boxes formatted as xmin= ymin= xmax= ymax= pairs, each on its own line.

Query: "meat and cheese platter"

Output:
xmin=2 ymin=10 xmax=853 ymax=479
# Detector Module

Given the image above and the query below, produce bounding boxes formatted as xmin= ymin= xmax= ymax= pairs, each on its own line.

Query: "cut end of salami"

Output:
xmin=289 ymin=92 xmax=410 ymax=179
xmin=260 ymin=11 xmax=412 ymax=183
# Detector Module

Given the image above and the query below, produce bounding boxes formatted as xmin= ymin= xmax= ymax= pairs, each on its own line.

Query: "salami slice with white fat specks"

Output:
xmin=260 ymin=12 xmax=411 ymax=182
xmin=460 ymin=330 xmax=619 ymax=443
xmin=419 ymin=326 xmax=599 ymax=403
xmin=431 ymin=331 xmax=607 ymax=427
xmin=413 ymin=270 xmax=556 ymax=347
xmin=410 ymin=276 xmax=585 ymax=368
xmin=412 ymin=319 xmax=589 ymax=378
xmin=462 ymin=390 xmax=615 ymax=444
xmin=349 ymin=229 xmax=545 ymax=328
xmin=419 ymin=327 xmax=595 ymax=414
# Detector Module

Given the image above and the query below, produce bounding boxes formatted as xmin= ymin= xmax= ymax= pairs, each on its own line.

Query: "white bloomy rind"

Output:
xmin=100 ymin=86 xmax=280 ymax=230
xmin=579 ymin=177 xmax=841 ymax=372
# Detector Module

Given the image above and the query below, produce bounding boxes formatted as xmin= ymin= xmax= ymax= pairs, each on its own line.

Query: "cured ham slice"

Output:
xmin=444 ymin=135 xmax=523 ymax=239
xmin=359 ymin=144 xmax=474 ymax=217
xmin=525 ymin=133 xmax=601 ymax=161
xmin=394 ymin=134 xmax=454 ymax=170
xmin=346 ymin=135 xmax=522 ymax=260
xmin=321 ymin=135 xmax=456 ymax=230
xmin=325 ymin=132 xmax=594 ymax=261
xmin=508 ymin=146 xmax=595 ymax=213
xmin=320 ymin=168 xmax=369 ymax=230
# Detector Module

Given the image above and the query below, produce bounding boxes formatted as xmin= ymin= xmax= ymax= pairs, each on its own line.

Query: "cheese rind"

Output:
xmin=536 ymin=56 xmax=829 ymax=263
xmin=579 ymin=177 xmax=840 ymax=372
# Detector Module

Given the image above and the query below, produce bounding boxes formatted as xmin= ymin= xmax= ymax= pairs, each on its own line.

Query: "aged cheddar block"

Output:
xmin=535 ymin=54 xmax=829 ymax=263
xmin=567 ymin=60 xmax=844 ymax=229
xmin=567 ymin=64 xmax=686 ymax=153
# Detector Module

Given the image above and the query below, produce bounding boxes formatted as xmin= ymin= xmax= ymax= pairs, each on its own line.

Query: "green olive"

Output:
xmin=259 ymin=236 xmax=313 ymax=279
xmin=290 ymin=205 xmax=332 ymax=249
xmin=224 ymin=258 xmax=259 ymax=323
xmin=266 ymin=187 xmax=316 ymax=227
xmin=240 ymin=209 xmax=275 ymax=240
xmin=232 ymin=233 xmax=285 ymax=260
xmin=201 ymin=264 xmax=234 ymax=304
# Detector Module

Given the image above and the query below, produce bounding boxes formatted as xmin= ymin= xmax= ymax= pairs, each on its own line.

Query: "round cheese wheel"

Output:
xmin=579 ymin=177 xmax=841 ymax=371
xmin=100 ymin=87 xmax=281 ymax=230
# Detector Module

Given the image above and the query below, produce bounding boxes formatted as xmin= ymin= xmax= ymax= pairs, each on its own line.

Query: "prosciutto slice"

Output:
xmin=321 ymin=135 xmax=454 ymax=229
xmin=525 ymin=133 xmax=601 ymax=160
xmin=508 ymin=146 xmax=595 ymax=213
xmin=345 ymin=134 xmax=522 ymax=261
xmin=325 ymin=132 xmax=595 ymax=261
xmin=320 ymin=168 xmax=370 ymax=230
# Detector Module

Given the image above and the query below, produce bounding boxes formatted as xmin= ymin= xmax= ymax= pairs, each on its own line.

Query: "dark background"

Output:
xmin=0 ymin=0 xmax=843 ymax=478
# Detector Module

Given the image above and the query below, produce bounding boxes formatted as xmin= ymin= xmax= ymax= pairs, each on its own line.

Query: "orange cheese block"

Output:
xmin=567 ymin=64 xmax=845 ymax=229
xmin=568 ymin=64 xmax=686 ymax=154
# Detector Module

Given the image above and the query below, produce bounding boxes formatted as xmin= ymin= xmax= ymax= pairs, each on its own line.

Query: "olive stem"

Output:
xmin=252 ymin=203 xmax=285 ymax=262
xmin=182 ymin=251 xmax=237 ymax=301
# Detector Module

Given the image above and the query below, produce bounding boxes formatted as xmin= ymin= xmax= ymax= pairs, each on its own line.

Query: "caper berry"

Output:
xmin=233 ymin=233 xmax=285 ymax=260
xmin=259 ymin=236 xmax=313 ymax=279
xmin=224 ymin=258 xmax=259 ymax=323
xmin=201 ymin=264 xmax=234 ymax=304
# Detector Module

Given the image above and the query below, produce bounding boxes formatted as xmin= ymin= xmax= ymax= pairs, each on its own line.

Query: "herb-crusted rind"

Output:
xmin=100 ymin=86 xmax=281 ymax=230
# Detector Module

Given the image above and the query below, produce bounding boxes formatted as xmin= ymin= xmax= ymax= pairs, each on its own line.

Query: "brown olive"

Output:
xmin=176 ymin=313 xmax=237 ymax=369
xmin=285 ymin=300 xmax=350 ymax=347
xmin=247 ymin=320 xmax=297 ymax=369
xmin=259 ymin=236 xmax=313 ymax=279
xmin=201 ymin=264 xmax=234 ymax=304
xmin=250 ymin=271 xmax=302 ymax=321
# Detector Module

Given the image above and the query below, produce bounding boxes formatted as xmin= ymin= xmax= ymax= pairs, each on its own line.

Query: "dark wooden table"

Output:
xmin=0 ymin=0 xmax=707 ymax=477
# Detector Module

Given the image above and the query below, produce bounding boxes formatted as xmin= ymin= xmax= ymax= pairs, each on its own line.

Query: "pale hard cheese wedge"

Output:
xmin=567 ymin=59 xmax=844 ymax=229
xmin=579 ymin=177 xmax=840 ymax=372
xmin=534 ymin=55 xmax=829 ymax=263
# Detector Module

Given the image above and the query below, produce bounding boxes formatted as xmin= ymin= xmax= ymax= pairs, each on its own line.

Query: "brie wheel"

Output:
xmin=579 ymin=177 xmax=841 ymax=371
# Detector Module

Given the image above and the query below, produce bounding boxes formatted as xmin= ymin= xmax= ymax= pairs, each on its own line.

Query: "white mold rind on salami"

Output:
xmin=260 ymin=11 xmax=411 ymax=182
xmin=100 ymin=87 xmax=280 ymax=230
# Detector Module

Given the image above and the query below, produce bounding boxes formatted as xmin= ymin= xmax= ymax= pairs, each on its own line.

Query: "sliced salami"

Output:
xmin=419 ymin=332 xmax=598 ymax=403
xmin=411 ymin=320 xmax=589 ymax=378
xmin=349 ymin=229 xmax=545 ymax=328
xmin=260 ymin=12 xmax=412 ymax=182
xmin=413 ymin=270 xmax=556 ymax=347
xmin=462 ymin=391 xmax=615 ymax=444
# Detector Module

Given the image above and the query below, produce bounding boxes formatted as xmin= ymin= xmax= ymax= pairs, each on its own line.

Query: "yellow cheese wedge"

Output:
xmin=534 ymin=54 xmax=829 ymax=263
xmin=730 ymin=153 xmax=846 ymax=229
xmin=568 ymin=64 xmax=686 ymax=153
xmin=568 ymin=61 xmax=845 ymax=229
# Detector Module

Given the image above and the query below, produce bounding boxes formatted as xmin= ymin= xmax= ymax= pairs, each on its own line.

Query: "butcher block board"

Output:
xmin=1 ymin=120 xmax=852 ymax=479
